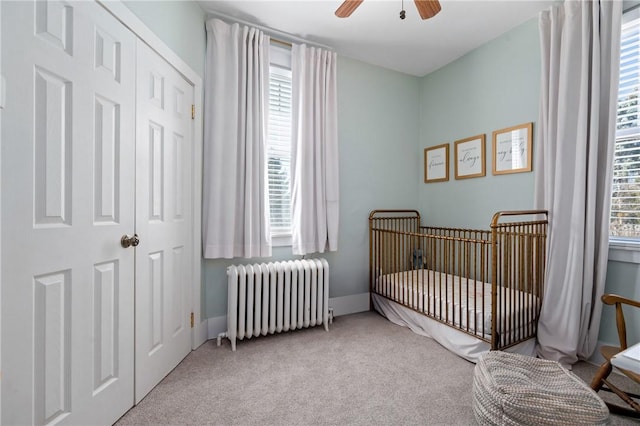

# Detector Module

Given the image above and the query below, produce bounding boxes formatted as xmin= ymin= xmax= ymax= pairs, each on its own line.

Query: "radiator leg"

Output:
xmin=217 ymin=331 xmax=237 ymax=351
xmin=217 ymin=332 xmax=228 ymax=347
xmin=325 ymin=307 xmax=333 ymax=331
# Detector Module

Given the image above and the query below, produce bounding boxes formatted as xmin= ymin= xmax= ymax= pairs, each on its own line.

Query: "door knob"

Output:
xmin=121 ymin=234 xmax=140 ymax=248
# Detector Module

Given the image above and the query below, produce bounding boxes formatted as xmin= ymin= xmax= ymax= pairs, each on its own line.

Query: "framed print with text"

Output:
xmin=454 ymin=134 xmax=486 ymax=179
xmin=492 ymin=122 xmax=533 ymax=175
xmin=424 ymin=144 xmax=449 ymax=183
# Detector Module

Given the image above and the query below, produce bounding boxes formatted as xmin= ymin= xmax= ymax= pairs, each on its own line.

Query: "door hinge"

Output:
xmin=190 ymin=312 xmax=195 ymax=328
xmin=191 ymin=104 xmax=195 ymax=120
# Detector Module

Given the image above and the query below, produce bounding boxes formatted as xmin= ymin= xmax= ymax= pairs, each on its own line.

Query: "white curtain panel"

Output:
xmin=202 ymin=19 xmax=272 ymax=259
xmin=535 ymin=0 xmax=622 ymax=366
xmin=291 ymin=44 xmax=339 ymax=255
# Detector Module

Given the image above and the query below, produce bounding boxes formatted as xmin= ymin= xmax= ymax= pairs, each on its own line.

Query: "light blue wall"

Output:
xmin=598 ymin=260 xmax=640 ymax=347
xmin=418 ymin=18 xmax=540 ymax=229
xmin=204 ymin=56 xmax=421 ymax=318
xmin=121 ymin=0 xmax=421 ymax=319
xmin=417 ymin=17 xmax=640 ymax=351
xmin=123 ymin=1 xmax=206 ymax=78
xmin=123 ymin=1 xmax=640 ymax=350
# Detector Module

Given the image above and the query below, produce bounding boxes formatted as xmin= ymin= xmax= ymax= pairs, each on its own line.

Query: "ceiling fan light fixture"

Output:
xmin=335 ymin=0 xmax=441 ymax=20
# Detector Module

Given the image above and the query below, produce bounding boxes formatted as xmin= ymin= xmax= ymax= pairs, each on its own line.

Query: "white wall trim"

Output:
xmin=189 ymin=77 xmax=204 ymax=349
xmin=96 ymin=0 xmax=206 ymax=349
xmin=588 ymin=342 xmax=607 ymax=366
xmin=97 ymin=1 xmax=201 ymax=86
xmin=208 ymin=315 xmax=228 ymax=340
xmin=329 ymin=292 xmax=370 ymax=317
xmin=588 ymin=341 xmax=624 ymax=371
xmin=1 ymin=1 xmax=4 ymax=419
xmin=207 ymin=292 xmax=371 ymax=340
xmin=608 ymin=242 xmax=640 ymax=264
xmin=584 ymin=341 xmax=629 ymax=378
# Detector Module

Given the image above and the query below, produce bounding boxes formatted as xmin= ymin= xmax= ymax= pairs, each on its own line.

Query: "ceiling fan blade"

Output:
xmin=414 ymin=0 xmax=441 ymax=20
xmin=335 ymin=0 xmax=364 ymax=18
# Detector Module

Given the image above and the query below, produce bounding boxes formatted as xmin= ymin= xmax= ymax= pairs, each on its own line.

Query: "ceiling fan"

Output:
xmin=335 ymin=0 xmax=441 ymax=20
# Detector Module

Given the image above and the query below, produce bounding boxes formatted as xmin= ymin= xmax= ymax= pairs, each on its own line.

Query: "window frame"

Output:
xmin=267 ymin=43 xmax=293 ymax=247
xmin=609 ymin=4 xmax=640 ymax=262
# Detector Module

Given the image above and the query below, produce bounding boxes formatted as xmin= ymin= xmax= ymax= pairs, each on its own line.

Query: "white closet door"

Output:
xmin=134 ymin=40 xmax=193 ymax=403
xmin=1 ymin=1 xmax=136 ymax=424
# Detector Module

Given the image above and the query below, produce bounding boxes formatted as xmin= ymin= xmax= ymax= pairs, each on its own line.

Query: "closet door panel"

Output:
xmin=1 ymin=1 xmax=136 ymax=424
xmin=134 ymin=40 xmax=193 ymax=404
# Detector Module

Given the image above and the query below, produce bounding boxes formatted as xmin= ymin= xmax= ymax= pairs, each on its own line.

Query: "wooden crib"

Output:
xmin=369 ymin=209 xmax=548 ymax=356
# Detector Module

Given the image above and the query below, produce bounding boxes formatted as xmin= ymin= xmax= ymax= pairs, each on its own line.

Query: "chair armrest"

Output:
xmin=602 ymin=294 xmax=640 ymax=309
xmin=602 ymin=294 xmax=640 ymax=350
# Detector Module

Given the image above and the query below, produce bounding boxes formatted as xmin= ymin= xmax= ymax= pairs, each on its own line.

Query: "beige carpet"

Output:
xmin=116 ymin=311 xmax=640 ymax=425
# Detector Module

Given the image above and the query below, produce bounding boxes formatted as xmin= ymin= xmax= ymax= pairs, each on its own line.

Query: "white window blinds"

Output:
xmin=267 ymin=66 xmax=292 ymax=235
xmin=611 ymin=8 xmax=640 ymax=239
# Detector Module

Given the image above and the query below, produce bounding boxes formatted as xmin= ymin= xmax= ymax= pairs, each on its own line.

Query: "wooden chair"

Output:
xmin=590 ymin=294 xmax=640 ymax=418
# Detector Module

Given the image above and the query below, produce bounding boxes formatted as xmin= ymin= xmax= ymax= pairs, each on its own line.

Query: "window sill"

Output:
xmin=609 ymin=240 xmax=640 ymax=264
xmin=271 ymin=234 xmax=292 ymax=247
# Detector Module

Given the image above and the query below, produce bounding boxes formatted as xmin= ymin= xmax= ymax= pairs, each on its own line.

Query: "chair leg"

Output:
xmin=603 ymin=378 xmax=640 ymax=413
xmin=590 ymin=361 xmax=612 ymax=392
xmin=605 ymin=402 xmax=640 ymax=418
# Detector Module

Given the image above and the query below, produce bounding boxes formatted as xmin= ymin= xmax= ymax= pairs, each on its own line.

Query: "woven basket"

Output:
xmin=473 ymin=351 xmax=609 ymax=425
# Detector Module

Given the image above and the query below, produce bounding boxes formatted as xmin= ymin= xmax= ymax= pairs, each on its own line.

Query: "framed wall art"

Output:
xmin=454 ymin=134 xmax=486 ymax=179
xmin=424 ymin=144 xmax=449 ymax=183
xmin=492 ymin=122 xmax=533 ymax=175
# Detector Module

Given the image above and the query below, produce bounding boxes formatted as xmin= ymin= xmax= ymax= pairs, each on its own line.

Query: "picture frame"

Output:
xmin=424 ymin=143 xmax=449 ymax=183
xmin=492 ymin=122 xmax=533 ymax=175
xmin=454 ymin=134 xmax=486 ymax=179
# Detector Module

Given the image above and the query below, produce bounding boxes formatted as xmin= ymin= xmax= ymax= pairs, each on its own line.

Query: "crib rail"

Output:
xmin=490 ymin=211 xmax=548 ymax=349
xmin=369 ymin=209 xmax=548 ymax=351
xmin=368 ymin=209 xmax=421 ymax=288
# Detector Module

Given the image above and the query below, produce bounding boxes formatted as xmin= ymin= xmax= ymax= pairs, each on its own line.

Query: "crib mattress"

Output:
xmin=375 ymin=269 xmax=538 ymax=337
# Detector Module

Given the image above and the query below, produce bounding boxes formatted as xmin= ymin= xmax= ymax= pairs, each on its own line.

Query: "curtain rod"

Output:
xmin=206 ymin=11 xmax=331 ymax=50
xmin=271 ymin=38 xmax=292 ymax=48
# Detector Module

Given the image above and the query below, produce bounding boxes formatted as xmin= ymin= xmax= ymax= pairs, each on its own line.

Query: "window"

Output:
xmin=267 ymin=45 xmax=292 ymax=240
xmin=610 ymin=7 xmax=640 ymax=241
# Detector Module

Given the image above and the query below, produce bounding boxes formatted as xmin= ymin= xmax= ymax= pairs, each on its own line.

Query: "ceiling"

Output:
xmin=198 ymin=0 xmax=557 ymax=77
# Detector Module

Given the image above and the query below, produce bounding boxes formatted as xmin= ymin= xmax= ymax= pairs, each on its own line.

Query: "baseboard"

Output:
xmin=584 ymin=340 xmax=631 ymax=377
xmin=206 ymin=292 xmax=371 ymax=339
xmin=329 ymin=292 xmax=370 ymax=317
xmin=588 ymin=341 xmax=608 ymax=366
xmin=207 ymin=315 xmax=228 ymax=340
xmin=192 ymin=319 xmax=208 ymax=349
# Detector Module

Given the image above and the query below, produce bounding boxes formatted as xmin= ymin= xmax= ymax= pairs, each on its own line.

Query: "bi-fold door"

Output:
xmin=1 ymin=1 xmax=195 ymax=424
xmin=134 ymin=37 xmax=194 ymax=405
